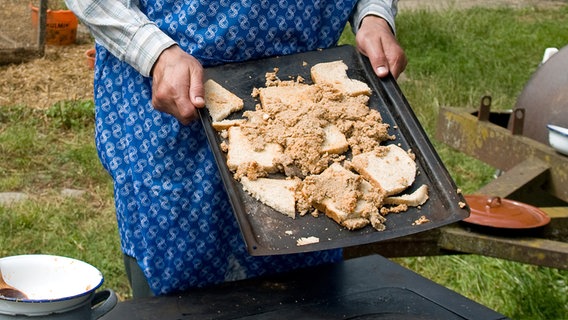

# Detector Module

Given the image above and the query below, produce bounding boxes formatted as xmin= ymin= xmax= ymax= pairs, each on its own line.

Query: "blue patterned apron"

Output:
xmin=94 ymin=0 xmax=356 ymax=295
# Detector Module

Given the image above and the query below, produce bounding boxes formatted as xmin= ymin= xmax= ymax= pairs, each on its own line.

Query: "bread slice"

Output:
xmin=204 ymin=79 xmax=244 ymax=122
xmin=384 ymin=184 xmax=429 ymax=207
xmin=297 ymin=236 xmax=320 ymax=246
xmin=257 ymin=84 xmax=320 ymax=109
xmin=302 ymin=163 xmax=383 ymax=230
xmin=227 ymin=126 xmax=283 ymax=173
xmin=240 ymin=177 xmax=298 ymax=218
xmin=321 ymin=124 xmax=349 ymax=154
xmin=350 ymin=145 xmax=417 ymax=196
xmin=310 ymin=61 xmax=371 ymax=97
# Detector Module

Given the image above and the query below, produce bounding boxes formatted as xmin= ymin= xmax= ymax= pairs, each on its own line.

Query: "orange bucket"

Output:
xmin=30 ymin=4 xmax=78 ymax=45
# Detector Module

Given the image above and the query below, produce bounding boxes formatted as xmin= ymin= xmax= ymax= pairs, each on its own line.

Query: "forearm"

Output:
xmin=351 ymin=0 xmax=398 ymax=34
xmin=65 ymin=0 xmax=175 ymax=76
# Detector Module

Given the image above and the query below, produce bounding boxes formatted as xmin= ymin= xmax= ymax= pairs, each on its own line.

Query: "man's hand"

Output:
xmin=356 ymin=15 xmax=407 ymax=79
xmin=151 ymin=45 xmax=205 ymax=125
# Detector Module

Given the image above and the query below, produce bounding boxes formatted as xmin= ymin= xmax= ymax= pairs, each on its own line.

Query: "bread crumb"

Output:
xmin=218 ymin=61 xmax=425 ymax=233
xmin=220 ymin=141 xmax=228 ymax=152
xmin=297 ymin=236 xmax=320 ymax=246
xmin=370 ymin=212 xmax=386 ymax=231
xmin=459 ymin=201 xmax=466 ymax=208
xmin=380 ymin=204 xmax=408 ymax=215
xmin=412 ymin=215 xmax=430 ymax=225
xmin=265 ymin=68 xmax=280 ymax=86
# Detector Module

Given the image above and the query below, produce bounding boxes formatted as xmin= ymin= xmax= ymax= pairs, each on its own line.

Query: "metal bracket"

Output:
xmin=510 ymin=108 xmax=525 ymax=136
xmin=477 ymin=95 xmax=492 ymax=122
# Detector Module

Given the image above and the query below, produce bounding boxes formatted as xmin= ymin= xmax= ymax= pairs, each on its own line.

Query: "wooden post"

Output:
xmin=37 ymin=0 xmax=47 ymax=56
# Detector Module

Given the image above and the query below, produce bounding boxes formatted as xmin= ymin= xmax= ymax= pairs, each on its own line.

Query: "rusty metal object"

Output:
xmin=436 ymin=107 xmax=568 ymax=204
xmin=345 ymin=207 xmax=568 ymax=268
xmin=348 ymin=48 xmax=568 ymax=269
xmin=542 ymin=207 xmax=568 ymax=242
xmin=477 ymin=95 xmax=492 ymax=122
xmin=510 ymin=108 xmax=525 ymax=136
xmin=475 ymin=157 xmax=553 ymax=206
xmin=470 ymin=97 xmax=514 ymax=129
xmin=439 ymin=224 xmax=568 ymax=270
xmin=509 ymin=45 xmax=568 ymax=144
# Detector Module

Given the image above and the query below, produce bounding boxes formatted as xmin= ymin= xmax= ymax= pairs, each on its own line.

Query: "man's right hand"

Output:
xmin=151 ymin=45 xmax=205 ymax=125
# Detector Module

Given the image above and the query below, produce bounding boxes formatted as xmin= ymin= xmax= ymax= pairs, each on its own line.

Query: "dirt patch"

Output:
xmin=0 ymin=0 xmax=36 ymax=49
xmin=0 ymin=0 xmax=94 ymax=109
xmin=0 ymin=43 xmax=94 ymax=109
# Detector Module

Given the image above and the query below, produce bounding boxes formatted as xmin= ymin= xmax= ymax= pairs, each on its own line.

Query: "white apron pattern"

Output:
xmin=95 ymin=0 xmax=355 ymax=295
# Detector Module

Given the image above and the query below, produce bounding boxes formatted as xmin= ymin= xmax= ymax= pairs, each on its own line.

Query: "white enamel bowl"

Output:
xmin=0 ymin=255 xmax=104 ymax=316
xmin=547 ymin=124 xmax=568 ymax=156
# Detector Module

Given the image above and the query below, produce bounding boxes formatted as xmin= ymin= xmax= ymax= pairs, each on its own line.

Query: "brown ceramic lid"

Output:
xmin=463 ymin=195 xmax=551 ymax=229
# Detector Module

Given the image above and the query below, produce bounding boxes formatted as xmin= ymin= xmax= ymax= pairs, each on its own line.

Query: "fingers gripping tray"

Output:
xmin=199 ymin=45 xmax=469 ymax=256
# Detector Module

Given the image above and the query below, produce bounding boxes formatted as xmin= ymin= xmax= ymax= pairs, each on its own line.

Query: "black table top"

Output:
xmin=101 ymin=254 xmax=508 ymax=320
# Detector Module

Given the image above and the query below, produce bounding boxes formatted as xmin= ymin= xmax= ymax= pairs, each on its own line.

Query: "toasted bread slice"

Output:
xmin=384 ymin=184 xmax=429 ymax=207
xmin=321 ymin=124 xmax=349 ymax=154
xmin=310 ymin=61 xmax=371 ymax=97
xmin=204 ymin=79 xmax=244 ymax=122
xmin=350 ymin=145 xmax=417 ymax=196
xmin=227 ymin=126 xmax=283 ymax=173
xmin=240 ymin=177 xmax=298 ymax=218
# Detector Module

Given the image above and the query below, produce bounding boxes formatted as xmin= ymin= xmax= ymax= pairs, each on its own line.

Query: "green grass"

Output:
xmin=1 ymin=4 xmax=568 ymax=318
xmin=396 ymin=255 xmax=568 ymax=319
xmin=397 ymin=6 xmax=567 ymax=118
xmin=394 ymin=6 xmax=568 ymax=319
xmin=0 ymin=102 xmax=129 ymax=298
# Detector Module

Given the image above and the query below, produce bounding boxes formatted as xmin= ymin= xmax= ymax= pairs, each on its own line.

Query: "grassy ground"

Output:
xmin=1 ymin=4 xmax=567 ymax=319
xmin=0 ymin=102 xmax=129 ymax=296
xmin=381 ymin=6 xmax=568 ymax=319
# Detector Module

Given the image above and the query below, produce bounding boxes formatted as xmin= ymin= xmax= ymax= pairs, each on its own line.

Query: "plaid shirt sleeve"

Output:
xmin=351 ymin=0 xmax=398 ymax=34
xmin=65 ymin=0 xmax=176 ymax=77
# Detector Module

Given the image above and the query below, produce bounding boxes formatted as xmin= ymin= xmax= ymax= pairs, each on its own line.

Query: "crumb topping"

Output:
xmin=218 ymin=63 xmax=425 ymax=232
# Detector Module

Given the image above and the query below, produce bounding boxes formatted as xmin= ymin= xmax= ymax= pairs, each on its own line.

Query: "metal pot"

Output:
xmin=0 ymin=255 xmax=117 ymax=319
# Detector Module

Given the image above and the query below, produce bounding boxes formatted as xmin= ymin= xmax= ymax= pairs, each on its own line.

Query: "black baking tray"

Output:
xmin=200 ymin=45 xmax=469 ymax=256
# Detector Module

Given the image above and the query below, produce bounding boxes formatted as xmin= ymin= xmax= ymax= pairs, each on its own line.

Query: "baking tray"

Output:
xmin=200 ymin=45 xmax=469 ymax=256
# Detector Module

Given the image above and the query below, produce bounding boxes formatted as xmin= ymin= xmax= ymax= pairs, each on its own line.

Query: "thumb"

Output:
xmin=189 ymin=67 xmax=205 ymax=108
xmin=368 ymin=42 xmax=390 ymax=78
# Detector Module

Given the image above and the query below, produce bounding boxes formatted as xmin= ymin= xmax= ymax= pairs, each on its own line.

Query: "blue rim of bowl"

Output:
xmin=0 ymin=277 xmax=103 ymax=303
xmin=0 ymin=255 xmax=104 ymax=303
xmin=547 ymin=124 xmax=568 ymax=137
